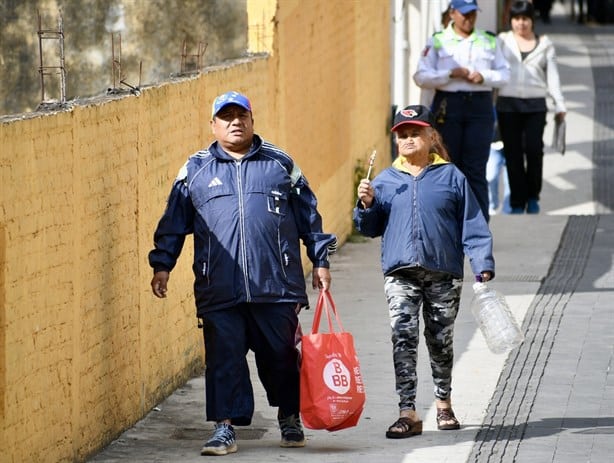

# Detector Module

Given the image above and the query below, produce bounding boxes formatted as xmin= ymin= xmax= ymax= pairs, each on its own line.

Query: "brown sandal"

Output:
xmin=436 ymin=408 xmax=460 ymax=430
xmin=385 ymin=416 xmax=423 ymax=439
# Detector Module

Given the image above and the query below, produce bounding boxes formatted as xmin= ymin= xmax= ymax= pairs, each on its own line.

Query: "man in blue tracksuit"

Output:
xmin=149 ymin=91 xmax=337 ymax=456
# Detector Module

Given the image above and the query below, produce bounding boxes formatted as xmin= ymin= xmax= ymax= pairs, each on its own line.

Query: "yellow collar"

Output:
xmin=393 ymin=152 xmax=448 ymax=173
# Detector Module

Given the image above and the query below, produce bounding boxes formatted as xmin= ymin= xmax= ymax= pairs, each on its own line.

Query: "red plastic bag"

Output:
xmin=299 ymin=290 xmax=366 ymax=431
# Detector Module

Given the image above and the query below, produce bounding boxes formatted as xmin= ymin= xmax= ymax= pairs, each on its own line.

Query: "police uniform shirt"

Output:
xmin=413 ymin=23 xmax=510 ymax=93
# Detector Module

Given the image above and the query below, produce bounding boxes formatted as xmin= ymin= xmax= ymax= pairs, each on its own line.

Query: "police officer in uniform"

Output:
xmin=413 ymin=0 xmax=510 ymax=221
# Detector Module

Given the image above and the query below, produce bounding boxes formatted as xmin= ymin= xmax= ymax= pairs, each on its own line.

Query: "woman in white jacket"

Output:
xmin=496 ymin=0 xmax=566 ymax=214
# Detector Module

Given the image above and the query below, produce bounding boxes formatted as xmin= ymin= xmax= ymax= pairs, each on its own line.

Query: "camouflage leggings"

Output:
xmin=384 ymin=268 xmax=463 ymax=411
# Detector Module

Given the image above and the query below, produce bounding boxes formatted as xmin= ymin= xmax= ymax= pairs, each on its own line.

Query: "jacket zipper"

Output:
xmin=277 ymin=228 xmax=287 ymax=279
xmin=411 ymin=176 xmax=419 ymax=254
xmin=235 ymin=160 xmax=251 ymax=301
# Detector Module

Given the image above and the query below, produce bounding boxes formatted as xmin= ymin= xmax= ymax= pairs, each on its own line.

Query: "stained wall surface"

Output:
xmin=0 ymin=1 xmax=391 ymax=461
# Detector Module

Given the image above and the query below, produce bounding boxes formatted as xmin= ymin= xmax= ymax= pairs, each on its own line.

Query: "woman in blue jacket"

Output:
xmin=354 ymin=105 xmax=494 ymax=438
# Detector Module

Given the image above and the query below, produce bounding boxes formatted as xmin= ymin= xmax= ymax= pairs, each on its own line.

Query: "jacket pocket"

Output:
xmin=190 ymin=183 xmax=235 ymax=215
xmin=437 ymin=49 xmax=455 ymax=66
xmin=267 ymin=190 xmax=288 ymax=216
xmin=473 ymin=48 xmax=495 ymax=70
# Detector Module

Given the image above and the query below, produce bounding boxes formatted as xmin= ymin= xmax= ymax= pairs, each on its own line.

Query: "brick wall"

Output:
xmin=0 ymin=1 xmax=391 ymax=461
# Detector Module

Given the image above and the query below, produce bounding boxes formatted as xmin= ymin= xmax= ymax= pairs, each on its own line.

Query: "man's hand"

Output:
xmin=151 ymin=271 xmax=170 ymax=298
xmin=313 ymin=267 xmax=332 ymax=291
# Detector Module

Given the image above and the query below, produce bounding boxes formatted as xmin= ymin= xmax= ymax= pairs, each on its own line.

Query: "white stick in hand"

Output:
xmin=366 ymin=150 xmax=377 ymax=180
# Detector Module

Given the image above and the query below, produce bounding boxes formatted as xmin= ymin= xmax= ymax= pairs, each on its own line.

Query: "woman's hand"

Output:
xmin=357 ymin=178 xmax=374 ymax=208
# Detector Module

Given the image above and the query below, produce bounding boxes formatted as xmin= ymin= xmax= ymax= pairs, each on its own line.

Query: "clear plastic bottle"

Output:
xmin=471 ymin=281 xmax=524 ymax=354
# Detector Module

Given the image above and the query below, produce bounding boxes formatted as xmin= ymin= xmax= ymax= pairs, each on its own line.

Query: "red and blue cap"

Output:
xmin=211 ymin=91 xmax=252 ymax=118
xmin=391 ymin=105 xmax=434 ymax=131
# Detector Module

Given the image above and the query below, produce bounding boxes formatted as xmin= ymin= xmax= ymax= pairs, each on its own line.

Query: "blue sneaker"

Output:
xmin=278 ymin=412 xmax=306 ymax=448
xmin=510 ymin=207 xmax=525 ymax=214
xmin=201 ymin=423 xmax=237 ymax=456
xmin=526 ymin=199 xmax=540 ymax=214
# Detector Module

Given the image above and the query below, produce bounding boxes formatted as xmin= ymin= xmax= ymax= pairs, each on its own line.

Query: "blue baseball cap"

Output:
xmin=449 ymin=0 xmax=480 ymax=14
xmin=211 ymin=91 xmax=252 ymax=118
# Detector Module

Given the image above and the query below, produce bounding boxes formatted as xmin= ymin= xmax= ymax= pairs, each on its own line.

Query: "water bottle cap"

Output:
xmin=473 ymin=281 xmax=487 ymax=292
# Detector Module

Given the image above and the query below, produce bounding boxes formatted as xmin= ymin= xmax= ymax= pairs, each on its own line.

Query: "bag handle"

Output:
xmin=310 ymin=289 xmax=345 ymax=334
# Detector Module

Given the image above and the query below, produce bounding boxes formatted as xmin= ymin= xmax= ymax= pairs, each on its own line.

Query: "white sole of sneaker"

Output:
xmin=200 ymin=443 xmax=238 ymax=456
xmin=280 ymin=439 xmax=306 ymax=448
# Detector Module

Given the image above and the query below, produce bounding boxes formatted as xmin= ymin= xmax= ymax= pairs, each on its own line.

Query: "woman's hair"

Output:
xmin=430 ymin=128 xmax=451 ymax=161
xmin=441 ymin=6 xmax=452 ymax=28
xmin=509 ymin=0 xmax=535 ymax=21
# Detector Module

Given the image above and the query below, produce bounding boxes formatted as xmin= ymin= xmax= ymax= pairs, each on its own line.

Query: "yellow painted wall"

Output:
xmin=0 ymin=1 xmax=390 ymax=461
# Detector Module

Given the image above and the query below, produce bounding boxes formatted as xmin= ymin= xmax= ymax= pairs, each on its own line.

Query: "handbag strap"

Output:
xmin=311 ymin=289 xmax=345 ymax=334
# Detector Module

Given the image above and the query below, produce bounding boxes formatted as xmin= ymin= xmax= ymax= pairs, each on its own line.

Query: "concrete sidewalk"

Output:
xmin=89 ymin=5 xmax=614 ymax=463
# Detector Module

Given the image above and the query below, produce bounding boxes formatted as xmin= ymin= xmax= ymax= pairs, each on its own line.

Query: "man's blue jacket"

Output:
xmin=149 ymin=134 xmax=337 ymax=315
